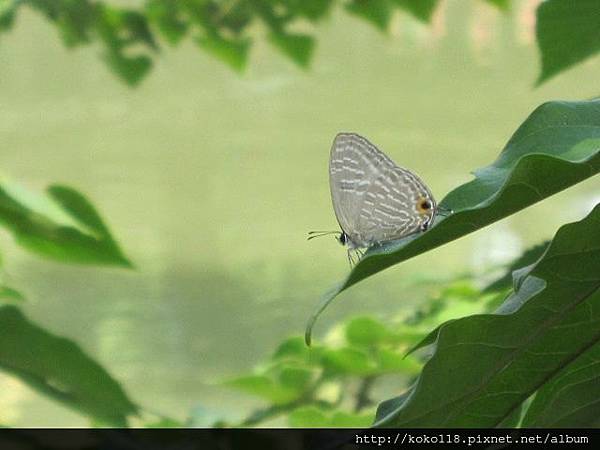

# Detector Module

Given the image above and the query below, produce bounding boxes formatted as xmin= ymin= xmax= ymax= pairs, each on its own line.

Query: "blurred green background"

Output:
xmin=0 ymin=0 xmax=598 ymax=426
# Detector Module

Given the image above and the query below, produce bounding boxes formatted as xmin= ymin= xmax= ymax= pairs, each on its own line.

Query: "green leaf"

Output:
xmin=0 ymin=285 xmax=24 ymax=304
xmin=0 ymin=305 xmax=137 ymax=426
xmin=278 ymin=365 xmax=313 ymax=392
xmin=484 ymin=0 xmax=510 ymax=11
xmin=272 ymin=336 xmax=311 ymax=361
xmin=376 ymin=348 xmax=421 ymax=375
xmin=536 ymin=0 xmax=600 ymax=84
xmin=288 ymin=405 xmax=327 ymax=427
xmin=482 ymin=241 xmax=550 ymax=293
xmin=198 ymin=34 xmax=250 ymax=73
xmin=95 ymin=5 xmax=157 ymax=86
xmin=0 ymin=182 xmax=132 ymax=267
xmin=0 ymin=0 xmax=17 ymax=31
xmin=268 ymin=32 xmax=314 ymax=68
xmin=374 ymin=205 xmax=600 ymax=427
xmin=103 ymin=51 xmax=153 ymax=87
xmin=346 ymin=0 xmax=392 ymax=31
xmin=522 ymin=341 xmax=600 ymax=427
xmin=321 ymin=347 xmax=374 ymax=375
xmin=222 ymin=374 xmax=300 ymax=404
xmin=306 ymin=99 xmax=600 ymax=345
xmin=145 ymin=417 xmax=185 ymax=427
xmin=391 ymin=0 xmax=439 ymax=23
xmin=145 ymin=0 xmax=188 ymax=45
xmin=47 ymin=185 xmax=115 ymax=240
xmin=287 ymin=0 xmax=334 ymax=21
xmin=345 ymin=316 xmax=391 ymax=347
xmin=288 ymin=405 xmax=373 ymax=427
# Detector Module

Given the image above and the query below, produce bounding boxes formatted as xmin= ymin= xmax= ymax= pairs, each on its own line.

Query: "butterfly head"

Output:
xmin=337 ymin=232 xmax=347 ymax=246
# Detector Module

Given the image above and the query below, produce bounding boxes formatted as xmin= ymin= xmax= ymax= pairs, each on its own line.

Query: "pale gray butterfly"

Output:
xmin=309 ymin=133 xmax=438 ymax=266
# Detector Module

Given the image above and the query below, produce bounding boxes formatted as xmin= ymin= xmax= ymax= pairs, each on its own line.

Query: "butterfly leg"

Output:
xmin=347 ymin=249 xmax=356 ymax=268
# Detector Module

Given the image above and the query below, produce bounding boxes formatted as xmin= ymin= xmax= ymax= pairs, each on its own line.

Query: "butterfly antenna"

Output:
xmin=307 ymin=230 xmax=339 ymax=241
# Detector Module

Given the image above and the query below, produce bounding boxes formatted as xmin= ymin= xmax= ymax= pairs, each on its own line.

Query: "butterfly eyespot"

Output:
xmin=417 ymin=198 xmax=432 ymax=213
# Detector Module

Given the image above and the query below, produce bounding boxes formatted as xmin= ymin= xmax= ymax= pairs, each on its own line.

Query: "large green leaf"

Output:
xmin=536 ymin=0 xmax=600 ymax=85
xmin=374 ymin=204 xmax=600 ymax=427
xmin=522 ymin=341 xmax=600 ymax=427
xmin=0 ymin=305 xmax=137 ymax=426
xmin=0 ymin=182 xmax=132 ymax=267
xmin=306 ymin=99 xmax=600 ymax=345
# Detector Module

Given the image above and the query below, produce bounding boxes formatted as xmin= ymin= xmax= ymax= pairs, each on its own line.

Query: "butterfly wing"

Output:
xmin=329 ymin=133 xmax=436 ymax=247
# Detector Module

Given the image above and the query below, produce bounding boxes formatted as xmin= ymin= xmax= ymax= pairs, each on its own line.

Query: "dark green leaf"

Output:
xmin=522 ymin=341 xmax=600 ymax=427
xmin=536 ymin=0 xmax=600 ymax=84
xmin=268 ymin=32 xmax=314 ymax=68
xmin=306 ymin=99 xmax=600 ymax=345
xmin=497 ymin=402 xmax=523 ymax=427
xmin=0 ymin=182 xmax=132 ymax=267
xmin=0 ymin=306 xmax=137 ymax=426
xmin=198 ymin=34 xmax=250 ymax=73
xmin=346 ymin=0 xmax=392 ymax=31
xmin=374 ymin=205 xmax=600 ymax=427
xmin=391 ymin=0 xmax=439 ymax=23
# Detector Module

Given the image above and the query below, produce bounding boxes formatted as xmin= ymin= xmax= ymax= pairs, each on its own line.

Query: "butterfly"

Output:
xmin=310 ymin=133 xmax=442 ymax=266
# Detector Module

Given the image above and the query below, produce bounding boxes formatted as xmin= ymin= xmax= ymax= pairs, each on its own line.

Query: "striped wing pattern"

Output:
xmin=329 ymin=133 xmax=436 ymax=248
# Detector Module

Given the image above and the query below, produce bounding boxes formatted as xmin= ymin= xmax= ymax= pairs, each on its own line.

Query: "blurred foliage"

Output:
xmin=376 ymin=205 xmax=600 ymax=427
xmin=0 ymin=0 xmax=599 ymax=431
xmin=1 ymin=1 xmax=598 ymax=85
xmin=306 ymin=99 xmax=600 ymax=344
xmin=0 ymin=305 xmax=137 ymax=426
xmin=222 ymin=206 xmax=600 ymax=428
xmin=0 ymin=182 xmax=137 ymax=425
xmin=536 ymin=0 xmax=600 ymax=84
xmin=220 ymin=276 xmax=494 ymax=427
xmin=0 ymin=181 xmax=131 ymax=267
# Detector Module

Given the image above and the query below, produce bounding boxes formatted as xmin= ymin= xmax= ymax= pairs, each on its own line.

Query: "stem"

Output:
xmin=354 ymin=376 xmax=376 ymax=412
